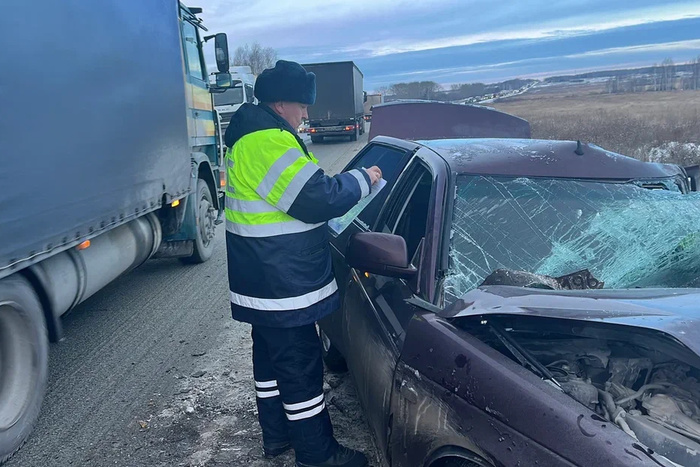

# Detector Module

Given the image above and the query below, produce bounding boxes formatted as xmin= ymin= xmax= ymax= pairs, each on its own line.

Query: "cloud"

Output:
xmin=333 ymin=4 xmax=700 ymax=57
xmin=193 ymin=0 xmax=700 ymax=88
xmin=568 ymin=38 xmax=700 ymax=58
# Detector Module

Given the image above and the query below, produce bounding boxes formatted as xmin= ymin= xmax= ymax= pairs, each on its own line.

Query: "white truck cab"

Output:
xmin=211 ymin=65 xmax=257 ymax=136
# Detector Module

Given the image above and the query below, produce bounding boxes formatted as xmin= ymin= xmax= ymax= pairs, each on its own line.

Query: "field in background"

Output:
xmin=492 ymin=83 xmax=700 ymax=165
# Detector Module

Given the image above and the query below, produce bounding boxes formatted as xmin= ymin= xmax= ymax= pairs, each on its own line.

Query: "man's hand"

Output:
xmin=364 ymin=166 xmax=382 ymax=185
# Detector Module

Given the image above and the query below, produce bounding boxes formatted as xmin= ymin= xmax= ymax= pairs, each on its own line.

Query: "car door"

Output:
xmin=321 ymin=141 xmax=415 ymax=352
xmin=340 ymin=157 xmax=445 ymax=459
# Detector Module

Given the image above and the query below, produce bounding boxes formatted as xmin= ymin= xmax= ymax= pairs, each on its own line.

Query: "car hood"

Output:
xmin=444 ymin=286 xmax=700 ymax=355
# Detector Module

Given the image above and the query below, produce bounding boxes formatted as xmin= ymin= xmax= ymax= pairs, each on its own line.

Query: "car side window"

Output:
xmin=346 ymin=144 xmax=406 ymax=182
xmin=344 ymin=144 xmax=409 ymax=227
xmin=377 ymin=162 xmax=432 ymax=262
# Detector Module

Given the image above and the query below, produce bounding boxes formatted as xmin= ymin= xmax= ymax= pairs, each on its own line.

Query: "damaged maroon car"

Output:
xmin=319 ymin=103 xmax=700 ymax=467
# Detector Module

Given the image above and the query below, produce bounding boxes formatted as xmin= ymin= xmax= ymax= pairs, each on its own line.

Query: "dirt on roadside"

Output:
xmin=123 ymin=322 xmax=381 ymax=467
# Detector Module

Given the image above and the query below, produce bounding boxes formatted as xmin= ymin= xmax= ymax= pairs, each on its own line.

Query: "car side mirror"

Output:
xmin=346 ymin=232 xmax=417 ymax=279
xmin=214 ymin=33 xmax=230 ymax=73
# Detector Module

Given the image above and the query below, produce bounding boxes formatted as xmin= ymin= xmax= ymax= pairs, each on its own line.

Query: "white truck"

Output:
xmin=212 ymin=66 xmax=257 ymax=136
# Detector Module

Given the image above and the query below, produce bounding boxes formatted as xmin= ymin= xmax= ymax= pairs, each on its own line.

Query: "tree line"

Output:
xmin=604 ymin=57 xmax=700 ymax=93
xmin=376 ymin=58 xmax=700 ymax=100
xmin=375 ymin=78 xmax=535 ymax=102
xmin=227 ymin=46 xmax=700 ymax=98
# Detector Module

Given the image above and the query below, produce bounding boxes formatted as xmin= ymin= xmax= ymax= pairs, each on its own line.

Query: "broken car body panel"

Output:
xmin=397 ymin=312 xmax=669 ymax=466
xmin=445 ymin=286 xmax=700 ymax=358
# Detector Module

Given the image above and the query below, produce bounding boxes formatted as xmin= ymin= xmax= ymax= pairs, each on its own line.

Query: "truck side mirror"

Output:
xmin=214 ymin=33 xmax=230 ymax=73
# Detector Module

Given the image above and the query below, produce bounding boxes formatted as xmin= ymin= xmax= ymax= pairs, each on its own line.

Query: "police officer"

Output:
xmin=223 ymin=60 xmax=380 ymax=467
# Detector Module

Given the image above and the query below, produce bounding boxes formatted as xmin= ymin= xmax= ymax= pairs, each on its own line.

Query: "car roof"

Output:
xmin=415 ymin=138 xmax=684 ymax=180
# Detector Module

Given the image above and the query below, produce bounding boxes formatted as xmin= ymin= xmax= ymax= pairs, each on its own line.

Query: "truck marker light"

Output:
xmin=364 ymin=272 xmax=370 ymax=278
xmin=220 ymin=171 xmax=226 ymax=187
xmin=171 ymin=199 xmax=181 ymax=208
xmin=77 ymin=240 xmax=91 ymax=250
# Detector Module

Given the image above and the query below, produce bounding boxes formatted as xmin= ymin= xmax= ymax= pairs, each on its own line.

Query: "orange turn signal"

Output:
xmin=77 ymin=240 xmax=91 ymax=250
xmin=171 ymin=199 xmax=180 ymax=208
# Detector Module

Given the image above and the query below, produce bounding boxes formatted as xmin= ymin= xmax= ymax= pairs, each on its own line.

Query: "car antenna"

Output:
xmin=575 ymin=140 xmax=584 ymax=156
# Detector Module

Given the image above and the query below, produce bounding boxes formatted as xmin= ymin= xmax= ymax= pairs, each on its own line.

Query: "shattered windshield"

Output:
xmin=444 ymin=176 xmax=700 ymax=304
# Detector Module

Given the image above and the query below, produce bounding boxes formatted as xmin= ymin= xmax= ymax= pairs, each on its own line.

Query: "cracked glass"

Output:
xmin=444 ymin=175 xmax=700 ymax=304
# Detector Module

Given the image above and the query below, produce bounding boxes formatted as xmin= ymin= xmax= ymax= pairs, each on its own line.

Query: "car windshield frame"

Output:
xmin=443 ymin=174 xmax=700 ymax=304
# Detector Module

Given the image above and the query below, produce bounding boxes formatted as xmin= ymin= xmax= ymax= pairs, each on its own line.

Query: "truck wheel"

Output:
xmin=319 ymin=328 xmax=347 ymax=373
xmin=0 ymin=276 xmax=48 ymax=463
xmin=182 ymin=179 xmax=216 ymax=264
xmin=350 ymin=125 xmax=358 ymax=142
xmin=311 ymin=136 xmax=323 ymax=144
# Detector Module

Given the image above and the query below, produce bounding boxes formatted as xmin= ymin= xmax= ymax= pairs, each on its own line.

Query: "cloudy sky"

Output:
xmin=193 ymin=0 xmax=700 ymax=90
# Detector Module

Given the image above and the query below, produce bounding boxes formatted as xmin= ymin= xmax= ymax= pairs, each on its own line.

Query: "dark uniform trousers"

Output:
xmin=252 ymin=323 xmax=339 ymax=463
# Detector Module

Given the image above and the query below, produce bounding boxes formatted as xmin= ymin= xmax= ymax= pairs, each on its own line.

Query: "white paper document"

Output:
xmin=329 ymin=178 xmax=387 ymax=235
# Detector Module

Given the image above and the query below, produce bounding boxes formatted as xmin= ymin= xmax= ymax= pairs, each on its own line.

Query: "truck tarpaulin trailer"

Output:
xmin=0 ymin=1 xmax=232 ymax=461
xmin=301 ymin=61 xmax=366 ymax=143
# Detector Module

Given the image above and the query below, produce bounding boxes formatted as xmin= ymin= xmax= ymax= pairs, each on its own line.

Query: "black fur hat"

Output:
xmin=254 ymin=60 xmax=316 ymax=105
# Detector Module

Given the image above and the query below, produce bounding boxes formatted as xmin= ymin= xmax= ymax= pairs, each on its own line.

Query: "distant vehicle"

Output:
xmin=301 ymin=61 xmax=365 ymax=143
xmin=363 ymin=93 xmax=383 ymax=121
xmin=211 ymin=65 xmax=257 ymax=136
xmin=320 ymin=102 xmax=700 ymax=467
xmin=0 ymin=2 xmax=231 ymax=462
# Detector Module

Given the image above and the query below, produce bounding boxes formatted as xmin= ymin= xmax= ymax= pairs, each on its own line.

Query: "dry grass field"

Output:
xmin=492 ymin=83 xmax=700 ymax=165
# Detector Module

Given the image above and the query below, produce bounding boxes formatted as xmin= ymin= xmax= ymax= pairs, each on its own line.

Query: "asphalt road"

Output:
xmin=6 ymin=130 xmax=373 ymax=467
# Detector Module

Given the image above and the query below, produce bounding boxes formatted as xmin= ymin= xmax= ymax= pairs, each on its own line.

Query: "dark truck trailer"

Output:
xmin=302 ymin=61 xmax=366 ymax=143
xmin=0 ymin=1 xmax=232 ymax=462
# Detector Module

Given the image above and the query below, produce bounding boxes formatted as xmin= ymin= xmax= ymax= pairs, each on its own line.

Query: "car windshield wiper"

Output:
xmin=488 ymin=320 xmax=562 ymax=389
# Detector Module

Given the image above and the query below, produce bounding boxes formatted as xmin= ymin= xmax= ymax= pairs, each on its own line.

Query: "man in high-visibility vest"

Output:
xmin=223 ymin=60 xmax=380 ymax=467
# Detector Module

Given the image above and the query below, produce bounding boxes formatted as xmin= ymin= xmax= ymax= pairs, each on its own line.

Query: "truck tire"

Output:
xmin=311 ymin=136 xmax=323 ymax=144
xmin=319 ymin=328 xmax=347 ymax=373
xmin=182 ymin=179 xmax=216 ymax=264
xmin=0 ymin=275 xmax=48 ymax=463
xmin=350 ymin=125 xmax=358 ymax=142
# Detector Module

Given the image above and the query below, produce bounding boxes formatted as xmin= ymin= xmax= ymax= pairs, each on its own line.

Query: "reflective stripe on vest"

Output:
xmin=226 ymin=217 xmax=323 ymax=237
xmin=230 ymin=279 xmax=338 ymax=311
xmin=225 ymin=130 xmax=320 ymax=238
